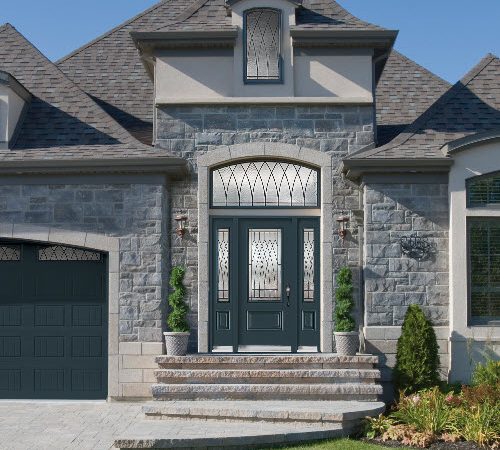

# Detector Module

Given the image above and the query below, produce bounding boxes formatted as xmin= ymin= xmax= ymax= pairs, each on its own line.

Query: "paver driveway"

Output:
xmin=0 ymin=401 xmax=143 ymax=450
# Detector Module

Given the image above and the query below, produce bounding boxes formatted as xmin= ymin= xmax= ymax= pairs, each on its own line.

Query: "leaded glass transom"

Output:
xmin=0 ymin=245 xmax=21 ymax=261
xmin=303 ymin=229 xmax=315 ymax=302
xmin=38 ymin=245 xmax=101 ymax=261
xmin=212 ymin=161 xmax=319 ymax=207
xmin=217 ymin=229 xmax=230 ymax=302
xmin=468 ymin=173 xmax=500 ymax=207
xmin=248 ymin=229 xmax=282 ymax=301
xmin=245 ymin=9 xmax=281 ymax=82
xmin=468 ymin=219 xmax=500 ymax=323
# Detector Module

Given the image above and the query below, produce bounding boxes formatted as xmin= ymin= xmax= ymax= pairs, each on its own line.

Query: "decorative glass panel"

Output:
xmin=248 ymin=229 xmax=282 ymax=301
xmin=212 ymin=161 xmax=318 ymax=207
xmin=0 ymin=245 xmax=21 ymax=261
xmin=468 ymin=173 xmax=500 ymax=206
xmin=469 ymin=219 xmax=500 ymax=323
xmin=245 ymin=9 xmax=281 ymax=81
xmin=217 ymin=229 xmax=230 ymax=302
xmin=303 ymin=229 xmax=315 ymax=302
xmin=38 ymin=245 xmax=101 ymax=261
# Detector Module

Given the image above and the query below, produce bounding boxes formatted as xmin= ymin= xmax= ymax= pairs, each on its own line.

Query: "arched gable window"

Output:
xmin=244 ymin=8 xmax=282 ymax=83
xmin=467 ymin=171 xmax=500 ymax=207
xmin=211 ymin=160 xmax=319 ymax=207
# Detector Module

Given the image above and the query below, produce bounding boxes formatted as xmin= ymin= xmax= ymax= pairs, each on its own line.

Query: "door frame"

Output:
xmin=197 ymin=143 xmax=334 ymax=353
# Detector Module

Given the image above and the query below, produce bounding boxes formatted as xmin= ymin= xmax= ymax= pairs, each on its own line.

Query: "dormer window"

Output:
xmin=244 ymin=8 xmax=282 ymax=83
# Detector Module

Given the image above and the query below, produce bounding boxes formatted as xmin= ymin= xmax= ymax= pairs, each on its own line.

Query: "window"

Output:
xmin=468 ymin=219 xmax=500 ymax=324
xmin=467 ymin=172 xmax=500 ymax=207
xmin=211 ymin=160 xmax=319 ymax=208
xmin=244 ymin=8 xmax=282 ymax=83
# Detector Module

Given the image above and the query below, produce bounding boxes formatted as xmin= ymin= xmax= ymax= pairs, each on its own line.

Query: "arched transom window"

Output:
xmin=244 ymin=8 xmax=282 ymax=83
xmin=211 ymin=160 xmax=319 ymax=208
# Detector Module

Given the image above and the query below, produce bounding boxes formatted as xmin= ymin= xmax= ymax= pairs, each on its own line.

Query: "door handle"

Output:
xmin=285 ymin=284 xmax=291 ymax=307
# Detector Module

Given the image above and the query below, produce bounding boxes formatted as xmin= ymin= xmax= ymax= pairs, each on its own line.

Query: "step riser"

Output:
xmin=153 ymin=393 xmax=380 ymax=401
xmin=157 ymin=363 xmax=375 ymax=370
xmin=155 ymin=377 xmax=377 ymax=385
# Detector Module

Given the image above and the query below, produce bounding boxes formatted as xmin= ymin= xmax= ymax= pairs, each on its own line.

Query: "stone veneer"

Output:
xmin=363 ymin=182 xmax=450 ymax=389
xmin=157 ymin=104 xmax=375 ymax=350
xmin=0 ymin=181 xmax=168 ymax=343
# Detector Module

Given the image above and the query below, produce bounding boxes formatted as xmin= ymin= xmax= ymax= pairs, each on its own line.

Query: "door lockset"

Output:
xmin=285 ymin=284 xmax=291 ymax=307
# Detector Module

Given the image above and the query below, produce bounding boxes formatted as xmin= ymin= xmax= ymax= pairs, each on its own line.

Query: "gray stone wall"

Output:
xmin=157 ymin=104 xmax=375 ymax=350
xmin=0 ymin=181 xmax=169 ymax=343
xmin=363 ymin=182 xmax=450 ymax=387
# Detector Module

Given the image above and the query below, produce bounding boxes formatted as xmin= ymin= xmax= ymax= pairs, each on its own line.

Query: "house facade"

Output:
xmin=0 ymin=0 xmax=498 ymax=400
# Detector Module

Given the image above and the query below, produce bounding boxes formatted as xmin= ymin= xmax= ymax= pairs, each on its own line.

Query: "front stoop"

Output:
xmin=114 ymin=354 xmax=385 ymax=449
xmin=152 ymin=354 xmax=383 ymax=401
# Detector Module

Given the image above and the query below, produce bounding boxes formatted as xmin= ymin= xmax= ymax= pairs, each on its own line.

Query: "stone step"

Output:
xmin=155 ymin=354 xmax=378 ymax=371
xmin=143 ymin=400 xmax=386 ymax=425
xmin=154 ymin=368 xmax=381 ymax=384
xmin=152 ymin=383 xmax=382 ymax=401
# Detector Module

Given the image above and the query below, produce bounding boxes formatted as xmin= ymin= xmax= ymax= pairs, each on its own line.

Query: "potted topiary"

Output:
xmin=334 ymin=266 xmax=359 ymax=356
xmin=164 ymin=266 xmax=190 ymax=356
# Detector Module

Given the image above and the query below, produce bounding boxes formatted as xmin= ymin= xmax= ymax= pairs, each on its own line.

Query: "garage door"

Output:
xmin=0 ymin=241 xmax=107 ymax=399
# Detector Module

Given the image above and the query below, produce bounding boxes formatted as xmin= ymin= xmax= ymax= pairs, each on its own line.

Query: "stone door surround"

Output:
xmin=197 ymin=142 xmax=334 ymax=352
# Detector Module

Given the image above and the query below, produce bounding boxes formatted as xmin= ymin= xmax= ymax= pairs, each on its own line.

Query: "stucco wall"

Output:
xmin=363 ymin=180 xmax=450 ymax=391
xmin=0 ymin=84 xmax=26 ymax=144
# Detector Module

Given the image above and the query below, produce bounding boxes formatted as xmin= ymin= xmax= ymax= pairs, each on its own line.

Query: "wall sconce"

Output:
xmin=174 ymin=214 xmax=188 ymax=237
xmin=336 ymin=214 xmax=350 ymax=240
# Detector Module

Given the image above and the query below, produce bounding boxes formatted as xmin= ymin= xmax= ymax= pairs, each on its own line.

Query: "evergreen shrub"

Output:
xmin=167 ymin=266 xmax=190 ymax=332
xmin=334 ymin=266 xmax=356 ymax=332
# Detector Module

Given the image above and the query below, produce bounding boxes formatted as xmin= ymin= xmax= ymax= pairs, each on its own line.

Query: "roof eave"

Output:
xmin=130 ymin=29 xmax=238 ymax=50
xmin=444 ymin=129 xmax=500 ymax=155
xmin=290 ymin=29 xmax=398 ymax=48
xmin=342 ymin=157 xmax=453 ymax=181
xmin=0 ymin=156 xmax=188 ymax=178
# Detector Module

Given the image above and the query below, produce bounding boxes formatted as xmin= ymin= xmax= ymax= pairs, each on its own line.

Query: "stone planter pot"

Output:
xmin=334 ymin=331 xmax=359 ymax=356
xmin=163 ymin=332 xmax=190 ymax=356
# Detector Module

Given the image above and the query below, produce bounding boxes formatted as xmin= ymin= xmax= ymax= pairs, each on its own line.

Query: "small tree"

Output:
xmin=393 ymin=304 xmax=440 ymax=394
xmin=334 ymin=267 xmax=356 ymax=332
xmin=167 ymin=266 xmax=190 ymax=332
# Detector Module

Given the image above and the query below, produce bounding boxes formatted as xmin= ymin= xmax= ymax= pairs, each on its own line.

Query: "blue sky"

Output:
xmin=1 ymin=0 xmax=499 ymax=83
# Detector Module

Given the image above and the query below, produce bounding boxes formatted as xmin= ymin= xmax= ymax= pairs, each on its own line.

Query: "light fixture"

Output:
xmin=174 ymin=214 xmax=188 ymax=237
xmin=336 ymin=214 xmax=350 ymax=240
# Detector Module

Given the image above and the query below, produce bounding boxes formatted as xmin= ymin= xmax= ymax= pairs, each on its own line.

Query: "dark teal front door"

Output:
xmin=211 ymin=217 xmax=319 ymax=352
xmin=0 ymin=241 xmax=107 ymax=399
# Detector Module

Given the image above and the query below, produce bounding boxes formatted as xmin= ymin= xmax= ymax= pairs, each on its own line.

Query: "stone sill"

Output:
xmin=155 ymin=96 xmax=373 ymax=106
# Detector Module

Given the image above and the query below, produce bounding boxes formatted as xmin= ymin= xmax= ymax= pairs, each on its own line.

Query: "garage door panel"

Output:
xmin=0 ymin=241 xmax=107 ymax=399
xmin=0 ymin=271 xmax=23 ymax=301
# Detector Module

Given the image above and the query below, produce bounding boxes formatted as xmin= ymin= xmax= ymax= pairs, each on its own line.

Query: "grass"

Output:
xmin=262 ymin=438 xmax=391 ymax=449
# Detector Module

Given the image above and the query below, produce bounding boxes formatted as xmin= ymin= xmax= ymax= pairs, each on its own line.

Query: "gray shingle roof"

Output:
xmin=0 ymin=23 xmax=177 ymax=162
xmin=57 ymin=0 xmax=445 ymax=149
xmin=347 ymin=53 xmax=500 ymax=160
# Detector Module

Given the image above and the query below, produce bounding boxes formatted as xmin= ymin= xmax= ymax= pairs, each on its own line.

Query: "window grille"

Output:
xmin=211 ymin=161 xmax=319 ymax=208
xmin=467 ymin=173 xmax=500 ymax=207
xmin=0 ymin=245 xmax=21 ymax=261
xmin=245 ymin=9 xmax=281 ymax=82
xmin=217 ymin=229 xmax=230 ymax=302
xmin=303 ymin=229 xmax=315 ymax=302
xmin=468 ymin=219 xmax=500 ymax=324
xmin=38 ymin=245 xmax=101 ymax=262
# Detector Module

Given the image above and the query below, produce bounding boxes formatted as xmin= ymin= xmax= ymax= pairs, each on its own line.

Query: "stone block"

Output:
xmin=121 ymin=382 xmax=152 ymax=398
xmin=119 ymin=368 xmax=143 ymax=383
xmin=122 ymin=355 xmax=158 ymax=369
xmin=119 ymin=342 xmax=142 ymax=355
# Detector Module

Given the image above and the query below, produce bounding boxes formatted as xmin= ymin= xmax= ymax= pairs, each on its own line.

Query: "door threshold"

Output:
xmin=211 ymin=345 xmax=319 ymax=353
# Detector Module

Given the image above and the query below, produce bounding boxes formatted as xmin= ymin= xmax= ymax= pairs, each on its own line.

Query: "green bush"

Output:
xmin=391 ymin=387 xmax=452 ymax=435
xmin=167 ymin=266 xmax=190 ymax=332
xmin=334 ymin=267 xmax=355 ymax=332
xmin=393 ymin=304 xmax=440 ymax=394
xmin=472 ymin=358 xmax=500 ymax=388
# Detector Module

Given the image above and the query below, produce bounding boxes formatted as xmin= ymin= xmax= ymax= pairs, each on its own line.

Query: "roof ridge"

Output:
xmin=349 ymin=53 xmax=499 ymax=160
xmin=0 ymin=23 xmax=14 ymax=34
xmin=55 ymin=1 xmax=166 ymax=64
xmin=4 ymin=25 xmax=150 ymax=149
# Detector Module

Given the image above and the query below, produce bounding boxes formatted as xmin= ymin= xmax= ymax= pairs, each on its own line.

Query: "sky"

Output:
xmin=1 ymin=0 xmax=499 ymax=83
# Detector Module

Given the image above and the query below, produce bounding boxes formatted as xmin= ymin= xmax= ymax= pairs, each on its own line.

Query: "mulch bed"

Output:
xmin=363 ymin=438 xmax=486 ymax=450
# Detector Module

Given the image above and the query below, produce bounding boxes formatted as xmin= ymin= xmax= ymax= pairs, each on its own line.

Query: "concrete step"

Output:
xmin=143 ymin=400 xmax=386 ymax=425
xmin=154 ymin=368 xmax=381 ymax=384
xmin=155 ymin=354 xmax=378 ymax=370
xmin=151 ymin=382 xmax=382 ymax=401
xmin=115 ymin=420 xmax=349 ymax=449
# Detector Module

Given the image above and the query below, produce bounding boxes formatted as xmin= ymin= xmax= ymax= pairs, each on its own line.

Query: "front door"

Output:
xmin=210 ymin=217 xmax=319 ymax=352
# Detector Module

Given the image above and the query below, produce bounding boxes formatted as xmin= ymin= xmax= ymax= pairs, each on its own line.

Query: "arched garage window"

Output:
xmin=244 ymin=8 xmax=282 ymax=83
xmin=211 ymin=160 xmax=319 ymax=207
xmin=467 ymin=172 xmax=500 ymax=325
